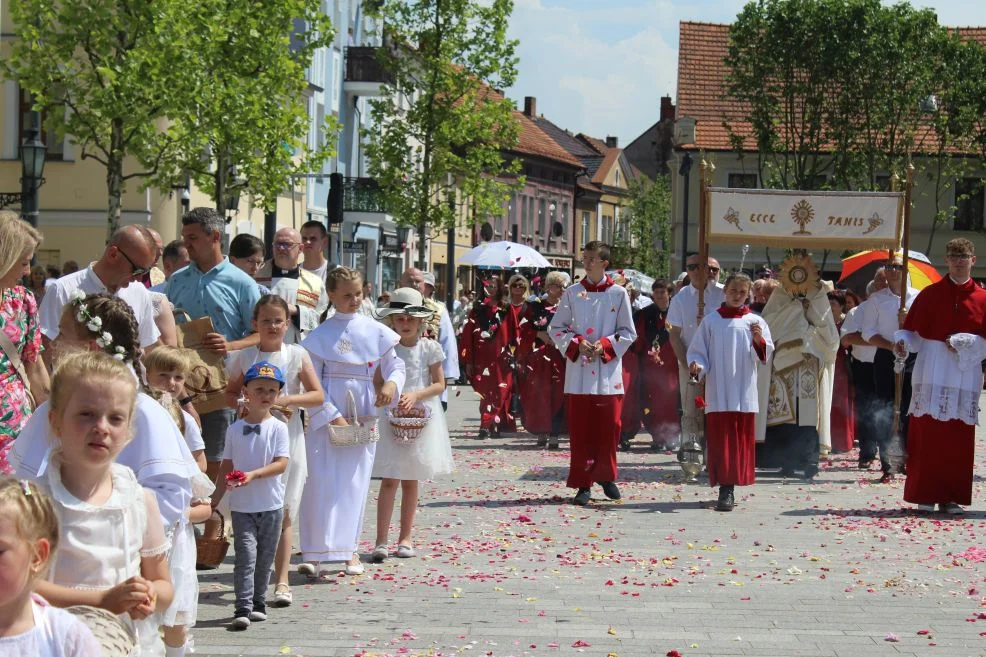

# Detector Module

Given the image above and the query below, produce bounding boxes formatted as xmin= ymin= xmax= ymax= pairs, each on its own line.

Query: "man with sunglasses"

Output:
xmin=668 ymin=253 xmax=725 ymax=447
xmin=894 ymin=239 xmax=986 ymax=514
xmin=38 ymin=224 xmax=161 ymax=359
xmin=862 ymin=253 xmax=919 ymax=483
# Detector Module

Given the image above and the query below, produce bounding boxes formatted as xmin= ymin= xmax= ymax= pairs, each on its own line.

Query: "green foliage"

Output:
xmin=4 ymin=0 xmax=200 ymax=236
xmin=3 ymin=0 xmax=336 ymax=237
xmin=611 ymin=175 xmax=672 ymax=278
xmin=364 ymin=0 xmax=523 ymax=265
xmin=167 ymin=0 xmax=338 ymax=214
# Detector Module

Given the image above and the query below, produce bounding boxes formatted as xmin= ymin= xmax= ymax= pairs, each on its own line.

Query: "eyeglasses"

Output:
xmin=116 ymin=246 xmax=151 ymax=277
xmin=686 ymin=264 xmax=720 ymax=274
xmin=885 ymin=264 xmax=904 ymax=271
xmin=708 ymin=267 xmax=720 ymax=274
xmin=947 ymin=253 xmax=973 ymax=260
xmin=274 ymin=241 xmax=301 ymax=250
xmin=246 ymin=258 xmax=264 ymax=268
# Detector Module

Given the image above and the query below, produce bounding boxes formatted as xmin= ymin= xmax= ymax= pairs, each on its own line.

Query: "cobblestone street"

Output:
xmin=193 ymin=386 xmax=986 ymax=657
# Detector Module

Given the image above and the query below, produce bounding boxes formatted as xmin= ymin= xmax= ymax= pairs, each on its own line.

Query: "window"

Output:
xmin=581 ymin=211 xmax=590 ymax=246
xmin=954 ymin=178 xmax=984 ymax=232
xmin=601 ymin=215 xmax=613 ymax=243
xmin=526 ymin=196 xmax=535 ymax=237
xmin=727 ymin=173 xmax=757 ymax=189
xmin=18 ymin=89 xmax=63 ymax=160
xmin=615 ymin=169 xmax=621 ymax=186
xmin=561 ymin=202 xmax=569 ymax=237
xmin=519 ymin=195 xmax=528 ymax=237
xmin=875 ymin=175 xmax=892 ymax=192
xmin=806 ymin=174 xmax=828 ymax=191
xmin=538 ymin=198 xmax=547 ymax=237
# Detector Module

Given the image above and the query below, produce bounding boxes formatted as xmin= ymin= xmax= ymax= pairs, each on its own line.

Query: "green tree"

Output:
xmin=4 ymin=0 xmax=199 ymax=237
xmin=365 ymin=0 xmax=523 ymax=266
xmin=169 ymin=0 xmax=338 ymax=215
xmin=611 ymin=175 xmax=672 ymax=278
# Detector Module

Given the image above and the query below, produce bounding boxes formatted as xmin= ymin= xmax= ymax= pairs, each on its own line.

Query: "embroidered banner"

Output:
xmin=707 ymin=188 xmax=903 ymax=248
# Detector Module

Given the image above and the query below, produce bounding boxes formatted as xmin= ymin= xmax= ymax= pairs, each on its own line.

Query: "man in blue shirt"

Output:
xmin=166 ymin=207 xmax=261 ymax=484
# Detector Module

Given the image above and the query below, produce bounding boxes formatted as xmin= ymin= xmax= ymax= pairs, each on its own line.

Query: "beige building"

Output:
xmin=0 ymin=8 xmax=307 ymax=270
xmin=672 ymin=21 xmax=986 ymax=279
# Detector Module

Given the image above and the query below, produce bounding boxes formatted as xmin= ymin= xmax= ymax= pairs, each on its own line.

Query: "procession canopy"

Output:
xmin=706 ymin=188 xmax=904 ymax=249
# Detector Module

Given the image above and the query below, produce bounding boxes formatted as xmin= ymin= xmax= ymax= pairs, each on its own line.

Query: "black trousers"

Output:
xmin=872 ymin=348 xmax=914 ymax=474
xmin=850 ymin=359 xmax=877 ymax=461
xmin=768 ymin=423 xmax=819 ymax=478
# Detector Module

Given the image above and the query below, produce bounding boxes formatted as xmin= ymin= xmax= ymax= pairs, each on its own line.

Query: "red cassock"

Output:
xmin=829 ymin=320 xmax=855 ymax=453
xmin=515 ymin=301 xmax=566 ymax=434
xmin=460 ymin=299 xmax=516 ymax=432
xmin=900 ymin=276 xmax=986 ymax=506
xmin=631 ymin=305 xmax=680 ymax=444
xmin=706 ymin=412 xmax=756 ymax=487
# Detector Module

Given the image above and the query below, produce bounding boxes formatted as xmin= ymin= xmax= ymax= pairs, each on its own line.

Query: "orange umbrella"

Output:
xmin=839 ymin=249 xmax=941 ymax=294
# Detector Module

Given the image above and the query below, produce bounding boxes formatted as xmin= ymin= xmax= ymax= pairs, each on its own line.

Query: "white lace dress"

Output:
xmin=38 ymin=462 xmax=170 ymax=657
xmin=896 ymin=330 xmax=986 ymax=425
xmin=372 ymin=339 xmax=454 ymax=481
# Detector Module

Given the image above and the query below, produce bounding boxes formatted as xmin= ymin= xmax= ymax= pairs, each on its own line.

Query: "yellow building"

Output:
xmin=0 ymin=8 xmax=306 ymax=269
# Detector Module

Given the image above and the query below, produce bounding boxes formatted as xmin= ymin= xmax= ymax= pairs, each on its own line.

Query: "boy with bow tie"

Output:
xmin=212 ymin=361 xmax=290 ymax=629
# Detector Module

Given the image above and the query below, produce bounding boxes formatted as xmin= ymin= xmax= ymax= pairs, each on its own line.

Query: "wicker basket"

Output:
xmin=195 ymin=509 xmax=230 ymax=570
xmin=327 ymin=390 xmax=379 ymax=447
xmin=387 ymin=404 xmax=432 ymax=445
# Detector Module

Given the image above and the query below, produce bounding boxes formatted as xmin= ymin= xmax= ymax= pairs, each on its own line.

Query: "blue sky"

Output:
xmin=505 ymin=0 xmax=986 ymax=147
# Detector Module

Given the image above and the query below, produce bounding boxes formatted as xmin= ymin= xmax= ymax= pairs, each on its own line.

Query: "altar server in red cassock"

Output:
xmin=549 ymin=241 xmax=636 ymax=506
xmin=632 ymin=279 xmax=680 ymax=450
xmin=517 ymin=271 xmax=568 ymax=449
xmin=894 ymin=238 xmax=986 ymax=514
xmin=687 ymin=273 xmax=773 ymax=512
xmin=460 ymin=276 xmax=516 ymax=437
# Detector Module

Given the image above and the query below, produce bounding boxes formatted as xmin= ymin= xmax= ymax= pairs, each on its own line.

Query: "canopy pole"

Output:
xmin=697 ymin=159 xmax=712 ymax=321
xmin=898 ymin=162 xmax=914 ymax=327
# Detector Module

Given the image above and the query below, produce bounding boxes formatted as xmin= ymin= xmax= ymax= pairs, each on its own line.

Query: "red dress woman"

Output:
xmin=460 ymin=276 xmax=514 ymax=437
xmin=828 ymin=291 xmax=855 ymax=453
xmin=516 ymin=273 xmax=567 ymax=449
xmin=631 ymin=281 xmax=680 ymax=450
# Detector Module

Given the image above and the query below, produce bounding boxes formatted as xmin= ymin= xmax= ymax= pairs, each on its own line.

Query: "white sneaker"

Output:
xmin=940 ymin=502 xmax=965 ymax=515
xmin=231 ymin=616 xmax=250 ymax=630
xmin=248 ymin=610 xmax=267 ymax=622
xmin=916 ymin=504 xmax=935 ymax=513
xmin=297 ymin=561 xmax=317 ymax=577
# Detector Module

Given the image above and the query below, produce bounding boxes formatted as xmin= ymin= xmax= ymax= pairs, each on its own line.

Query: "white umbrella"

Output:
xmin=459 ymin=241 xmax=551 ymax=269
xmin=609 ymin=268 xmax=655 ymax=292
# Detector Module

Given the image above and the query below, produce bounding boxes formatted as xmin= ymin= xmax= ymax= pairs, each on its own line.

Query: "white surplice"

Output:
xmin=687 ymin=311 xmax=773 ymax=413
xmin=298 ymin=312 xmax=405 ymax=562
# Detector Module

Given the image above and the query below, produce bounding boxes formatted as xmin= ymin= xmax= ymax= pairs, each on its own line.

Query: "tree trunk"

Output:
xmin=416 ymin=219 xmax=427 ymax=269
xmin=105 ymin=119 xmax=126 ymax=241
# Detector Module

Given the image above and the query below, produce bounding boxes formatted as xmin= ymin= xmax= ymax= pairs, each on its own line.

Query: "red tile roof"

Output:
xmin=677 ymin=21 xmax=986 ymax=153
xmin=479 ymin=87 xmax=583 ymax=167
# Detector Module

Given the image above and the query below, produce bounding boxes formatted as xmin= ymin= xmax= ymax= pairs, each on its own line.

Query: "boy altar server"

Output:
xmin=549 ymin=241 xmax=637 ymax=506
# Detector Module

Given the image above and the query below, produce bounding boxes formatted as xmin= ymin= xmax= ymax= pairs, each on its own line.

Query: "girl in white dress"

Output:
xmin=370 ymin=288 xmax=454 ymax=562
xmin=0 ymin=477 xmax=101 ymax=657
xmin=298 ymin=267 xmax=405 ymax=579
xmin=143 ymin=347 xmax=216 ymax=657
xmin=224 ymin=295 xmax=323 ymax=606
xmin=33 ymin=351 xmax=174 ymax=657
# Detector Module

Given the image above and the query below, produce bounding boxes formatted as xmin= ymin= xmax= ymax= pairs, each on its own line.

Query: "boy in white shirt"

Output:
xmin=211 ymin=361 xmax=290 ymax=630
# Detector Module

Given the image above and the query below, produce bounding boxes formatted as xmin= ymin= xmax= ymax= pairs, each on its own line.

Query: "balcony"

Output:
xmin=343 ymin=177 xmax=388 ymax=214
xmin=344 ymin=47 xmax=394 ymax=98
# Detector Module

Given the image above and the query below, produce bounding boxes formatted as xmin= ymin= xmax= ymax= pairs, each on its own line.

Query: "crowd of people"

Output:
xmin=0 ymin=204 xmax=982 ymax=655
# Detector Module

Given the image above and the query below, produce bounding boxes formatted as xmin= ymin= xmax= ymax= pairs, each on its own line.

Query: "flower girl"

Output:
xmin=370 ymin=288 xmax=453 ymax=561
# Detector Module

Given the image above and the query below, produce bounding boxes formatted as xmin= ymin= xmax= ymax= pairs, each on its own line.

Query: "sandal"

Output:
xmin=297 ymin=562 xmax=317 ymax=579
xmin=371 ymin=545 xmax=388 ymax=563
xmin=272 ymin=583 xmax=292 ymax=607
xmin=344 ymin=553 xmax=365 ymax=575
xmin=396 ymin=544 xmax=415 ymax=558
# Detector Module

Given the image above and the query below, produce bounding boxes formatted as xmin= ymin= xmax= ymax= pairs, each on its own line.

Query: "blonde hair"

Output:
xmin=0 ymin=477 xmax=59 ymax=578
xmin=143 ymin=345 xmax=196 ymax=377
xmin=544 ymin=271 xmax=568 ymax=288
xmin=49 ymin=351 xmax=139 ymax=440
xmin=507 ymin=273 xmax=529 ymax=292
xmin=0 ymin=211 xmax=43 ymax=284
xmin=326 ymin=266 xmax=362 ymax=292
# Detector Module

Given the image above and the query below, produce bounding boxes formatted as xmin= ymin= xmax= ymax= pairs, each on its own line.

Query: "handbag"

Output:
xmin=0 ymin=326 xmax=35 ymax=410
xmin=327 ymin=389 xmax=379 ymax=447
xmin=173 ymin=310 xmax=228 ymax=415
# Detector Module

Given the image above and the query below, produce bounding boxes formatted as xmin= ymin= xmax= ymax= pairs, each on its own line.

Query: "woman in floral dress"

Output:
xmin=0 ymin=211 xmax=48 ymax=473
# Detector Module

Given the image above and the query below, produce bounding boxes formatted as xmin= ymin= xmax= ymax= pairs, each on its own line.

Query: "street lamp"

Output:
xmin=0 ymin=112 xmax=47 ymax=227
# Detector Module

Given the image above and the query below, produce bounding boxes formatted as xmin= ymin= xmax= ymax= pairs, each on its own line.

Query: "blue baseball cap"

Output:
xmin=244 ymin=361 xmax=285 ymax=389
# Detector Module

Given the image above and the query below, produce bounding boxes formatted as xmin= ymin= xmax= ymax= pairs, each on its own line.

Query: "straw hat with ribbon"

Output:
xmin=373 ymin=287 xmax=435 ymax=319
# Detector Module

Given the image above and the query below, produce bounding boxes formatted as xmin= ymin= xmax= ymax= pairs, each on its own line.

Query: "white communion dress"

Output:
xmin=299 ymin=311 xmax=406 ymax=563
xmin=372 ymin=339 xmax=454 ymax=481
xmin=227 ymin=344 xmax=311 ymax=522
xmin=39 ymin=462 xmax=170 ymax=657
